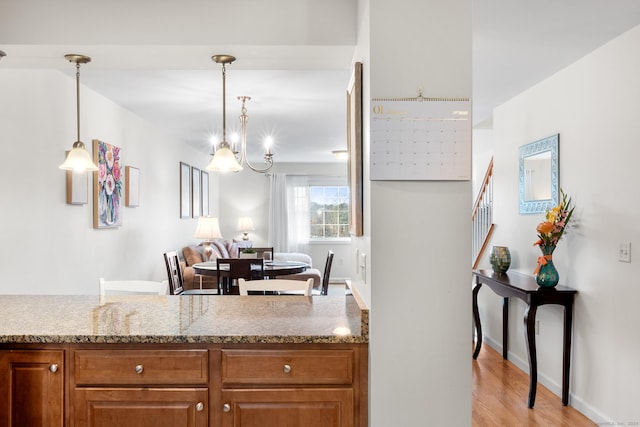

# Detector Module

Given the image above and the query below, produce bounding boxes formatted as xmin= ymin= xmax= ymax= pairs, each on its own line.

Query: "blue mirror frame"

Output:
xmin=519 ymin=134 xmax=559 ymax=214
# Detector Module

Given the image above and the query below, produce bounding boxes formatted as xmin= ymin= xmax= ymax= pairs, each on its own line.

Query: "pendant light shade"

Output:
xmin=207 ymin=146 xmax=243 ymax=172
xmin=60 ymin=141 xmax=98 ymax=171
xmin=59 ymin=54 xmax=98 ymax=172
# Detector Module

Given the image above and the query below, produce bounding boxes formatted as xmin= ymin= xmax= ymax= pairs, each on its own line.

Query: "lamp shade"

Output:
xmin=59 ymin=143 xmax=99 ymax=171
xmin=237 ymin=217 xmax=255 ymax=232
xmin=194 ymin=216 xmax=223 ymax=240
xmin=206 ymin=146 xmax=243 ymax=172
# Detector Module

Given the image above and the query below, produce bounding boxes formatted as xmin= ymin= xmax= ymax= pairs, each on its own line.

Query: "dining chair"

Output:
xmin=216 ymin=258 xmax=265 ymax=295
xmin=163 ymin=251 xmax=219 ymax=295
xmin=99 ymin=278 xmax=169 ymax=295
xmin=239 ymin=246 xmax=275 ymax=260
xmin=238 ymin=278 xmax=314 ymax=296
xmin=278 ymin=250 xmax=334 ymax=295
xmin=318 ymin=250 xmax=335 ymax=296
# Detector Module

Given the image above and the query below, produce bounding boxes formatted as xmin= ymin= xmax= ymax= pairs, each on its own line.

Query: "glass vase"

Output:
xmin=489 ymin=246 xmax=511 ymax=274
xmin=535 ymin=244 xmax=559 ymax=288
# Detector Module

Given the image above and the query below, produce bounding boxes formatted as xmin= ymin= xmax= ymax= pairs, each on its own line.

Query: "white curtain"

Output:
xmin=286 ymin=175 xmax=310 ymax=254
xmin=268 ymin=174 xmax=310 ymax=253
xmin=268 ymin=173 xmax=288 ymax=252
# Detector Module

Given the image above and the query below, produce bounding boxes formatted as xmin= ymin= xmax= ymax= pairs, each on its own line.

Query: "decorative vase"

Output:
xmin=535 ymin=244 xmax=559 ymax=288
xmin=489 ymin=246 xmax=511 ymax=274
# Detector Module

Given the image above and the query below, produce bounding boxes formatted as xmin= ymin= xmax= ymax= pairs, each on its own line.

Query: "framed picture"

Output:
xmin=180 ymin=162 xmax=191 ymax=218
xmin=125 ymin=166 xmax=140 ymax=207
xmin=65 ymin=151 xmax=88 ymax=205
xmin=201 ymin=170 xmax=209 ymax=216
xmin=347 ymin=62 xmax=363 ymax=237
xmin=93 ymin=139 xmax=123 ymax=228
xmin=191 ymin=166 xmax=201 ymax=218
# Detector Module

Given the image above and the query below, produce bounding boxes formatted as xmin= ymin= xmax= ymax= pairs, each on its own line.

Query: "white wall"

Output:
xmin=479 ymin=24 xmax=640 ymax=423
xmin=362 ymin=0 xmax=473 ymax=425
xmin=0 ymin=69 xmax=218 ymax=294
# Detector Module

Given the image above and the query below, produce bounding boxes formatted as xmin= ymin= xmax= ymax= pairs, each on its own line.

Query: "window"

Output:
xmin=309 ymin=186 xmax=350 ymax=239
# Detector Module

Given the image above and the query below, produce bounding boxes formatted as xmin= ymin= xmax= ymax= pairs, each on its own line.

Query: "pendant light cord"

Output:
xmin=221 ymin=62 xmax=227 ymax=145
xmin=75 ymin=62 xmax=81 ymax=144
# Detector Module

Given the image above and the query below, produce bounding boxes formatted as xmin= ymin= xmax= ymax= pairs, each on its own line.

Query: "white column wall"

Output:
xmin=361 ymin=0 xmax=473 ymax=425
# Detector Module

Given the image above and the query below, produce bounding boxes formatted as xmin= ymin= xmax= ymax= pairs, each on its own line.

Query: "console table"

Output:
xmin=472 ymin=269 xmax=577 ymax=408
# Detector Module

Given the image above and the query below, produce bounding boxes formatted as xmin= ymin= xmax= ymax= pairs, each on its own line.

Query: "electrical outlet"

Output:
xmin=619 ymin=242 xmax=631 ymax=263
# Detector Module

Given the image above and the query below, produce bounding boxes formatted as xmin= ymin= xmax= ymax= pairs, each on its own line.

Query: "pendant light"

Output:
xmin=59 ymin=54 xmax=98 ymax=172
xmin=206 ymin=54 xmax=274 ymax=173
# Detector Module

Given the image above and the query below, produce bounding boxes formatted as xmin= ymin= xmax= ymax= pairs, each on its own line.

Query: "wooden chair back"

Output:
xmin=321 ymin=250 xmax=335 ymax=296
xmin=163 ymin=250 xmax=185 ymax=295
xmin=216 ymin=258 xmax=265 ymax=294
xmin=239 ymin=247 xmax=275 ymax=260
xmin=238 ymin=278 xmax=313 ymax=296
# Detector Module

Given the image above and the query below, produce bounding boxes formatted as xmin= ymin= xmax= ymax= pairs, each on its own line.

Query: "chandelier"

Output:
xmin=59 ymin=54 xmax=99 ymax=172
xmin=206 ymin=55 xmax=274 ymax=173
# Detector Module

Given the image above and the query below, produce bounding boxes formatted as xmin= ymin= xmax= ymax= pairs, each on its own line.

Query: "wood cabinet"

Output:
xmin=71 ymin=347 xmax=209 ymax=427
xmin=1 ymin=343 xmax=367 ymax=427
xmin=218 ymin=347 xmax=365 ymax=427
xmin=73 ymin=387 xmax=208 ymax=427
xmin=0 ymin=349 xmax=65 ymax=427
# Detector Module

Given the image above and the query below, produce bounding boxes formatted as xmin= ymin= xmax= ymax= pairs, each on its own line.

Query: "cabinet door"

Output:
xmin=0 ymin=349 xmax=64 ymax=427
xmin=74 ymin=387 xmax=208 ymax=427
xmin=221 ymin=388 xmax=353 ymax=427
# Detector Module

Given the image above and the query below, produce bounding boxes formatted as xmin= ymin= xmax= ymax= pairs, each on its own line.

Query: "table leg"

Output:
xmin=562 ymin=302 xmax=574 ymax=406
xmin=524 ymin=304 xmax=538 ymax=408
xmin=502 ymin=297 xmax=509 ymax=359
xmin=472 ymin=282 xmax=483 ymax=359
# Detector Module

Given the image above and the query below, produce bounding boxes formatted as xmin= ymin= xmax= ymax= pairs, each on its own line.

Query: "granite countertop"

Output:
xmin=0 ymin=292 xmax=369 ymax=345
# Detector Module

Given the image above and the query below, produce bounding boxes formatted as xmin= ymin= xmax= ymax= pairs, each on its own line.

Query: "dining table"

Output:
xmin=193 ymin=260 xmax=308 ymax=278
xmin=191 ymin=260 xmax=309 ymax=294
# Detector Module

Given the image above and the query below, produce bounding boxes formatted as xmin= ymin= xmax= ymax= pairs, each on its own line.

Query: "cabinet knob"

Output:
xmin=196 ymin=402 xmax=204 ymax=412
xmin=49 ymin=364 xmax=58 ymax=373
xmin=283 ymin=364 xmax=292 ymax=374
xmin=135 ymin=364 xmax=144 ymax=374
xmin=223 ymin=403 xmax=231 ymax=413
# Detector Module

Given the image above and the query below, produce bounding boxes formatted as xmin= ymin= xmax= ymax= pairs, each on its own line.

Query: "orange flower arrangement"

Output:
xmin=533 ymin=189 xmax=575 ymax=248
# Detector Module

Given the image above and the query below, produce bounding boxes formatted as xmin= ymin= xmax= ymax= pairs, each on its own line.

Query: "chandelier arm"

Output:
xmin=237 ymin=103 xmax=273 ymax=173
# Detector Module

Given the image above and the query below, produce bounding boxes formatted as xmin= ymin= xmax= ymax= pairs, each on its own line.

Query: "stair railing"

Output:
xmin=472 ymin=157 xmax=494 ymax=269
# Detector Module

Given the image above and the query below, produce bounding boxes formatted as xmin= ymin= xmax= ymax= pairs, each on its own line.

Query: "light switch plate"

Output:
xmin=619 ymin=242 xmax=631 ymax=263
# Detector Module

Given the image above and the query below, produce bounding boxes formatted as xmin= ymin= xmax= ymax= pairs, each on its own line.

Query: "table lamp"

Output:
xmin=237 ymin=217 xmax=255 ymax=241
xmin=194 ymin=216 xmax=223 ymax=262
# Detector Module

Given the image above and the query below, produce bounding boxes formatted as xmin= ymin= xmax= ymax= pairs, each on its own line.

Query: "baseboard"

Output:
xmin=482 ymin=337 xmax=608 ymax=424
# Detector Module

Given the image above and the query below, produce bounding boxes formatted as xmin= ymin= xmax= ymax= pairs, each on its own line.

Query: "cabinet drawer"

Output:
xmin=74 ymin=387 xmax=208 ymax=426
xmin=74 ymin=349 xmax=208 ymax=385
xmin=221 ymin=349 xmax=353 ymax=385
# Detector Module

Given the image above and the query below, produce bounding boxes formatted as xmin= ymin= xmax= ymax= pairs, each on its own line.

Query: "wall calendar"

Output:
xmin=370 ymin=96 xmax=471 ymax=181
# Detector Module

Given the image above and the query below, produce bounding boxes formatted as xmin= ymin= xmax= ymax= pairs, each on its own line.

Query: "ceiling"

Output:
xmin=2 ymin=1 xmax=640 ymax=163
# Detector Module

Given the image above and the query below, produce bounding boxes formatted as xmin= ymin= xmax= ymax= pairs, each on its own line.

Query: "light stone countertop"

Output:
xmin=0 ymin=293 xmax=369 ymax=345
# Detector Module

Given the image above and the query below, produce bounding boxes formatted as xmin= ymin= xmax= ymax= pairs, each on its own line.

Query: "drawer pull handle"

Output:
xmin=283 ymin=364 xmax=292 ymax=374
xmin=196 ymin=402 xmax=204 ymax=412
xmin=49 ymin=364 xmax=58 ymax=373
xmin=223 ymin=403 xmax=231 ymax=413
xmin=135 ymin=365 xmax=144 ymax=374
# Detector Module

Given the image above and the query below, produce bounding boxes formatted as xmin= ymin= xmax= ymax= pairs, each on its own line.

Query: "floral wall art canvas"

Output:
xmin=93 ymin=139 xmax=123 ymax=228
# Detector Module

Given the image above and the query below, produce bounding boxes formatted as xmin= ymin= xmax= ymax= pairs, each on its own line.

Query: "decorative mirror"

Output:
xmin=519 ymin=134 xmax=559 ymax=214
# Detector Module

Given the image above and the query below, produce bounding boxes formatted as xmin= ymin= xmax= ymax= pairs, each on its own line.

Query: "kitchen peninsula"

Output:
xmin=0 ymin=292 xmax=369 ymax=427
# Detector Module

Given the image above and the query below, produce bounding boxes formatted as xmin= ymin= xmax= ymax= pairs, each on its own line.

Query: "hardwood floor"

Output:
xmin=473 ymin=344 xmax=596 ymax=427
